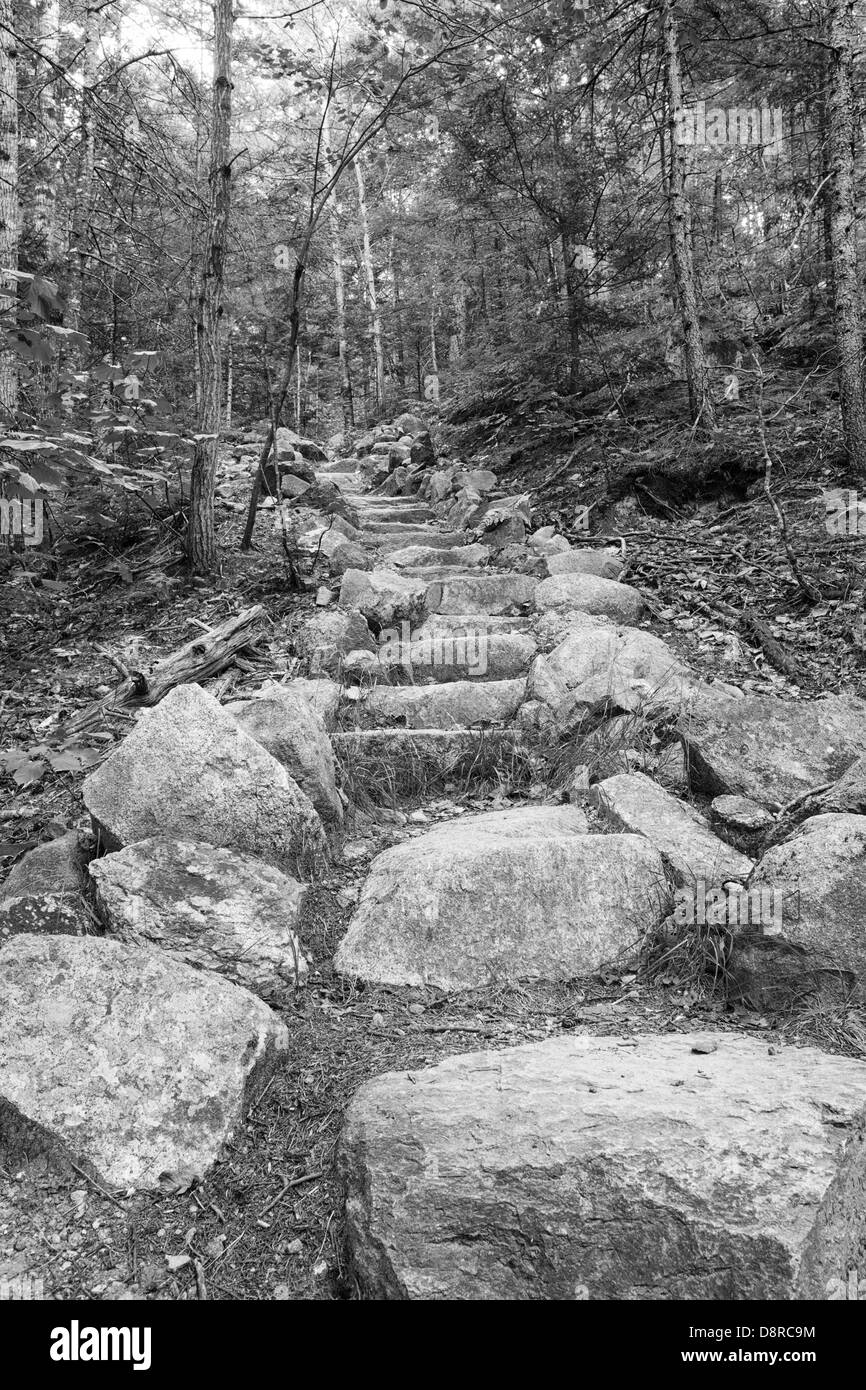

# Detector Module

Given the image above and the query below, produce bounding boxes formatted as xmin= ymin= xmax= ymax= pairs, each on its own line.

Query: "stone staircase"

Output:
xmin=2 ymin=431 xmax=866 ymax=1301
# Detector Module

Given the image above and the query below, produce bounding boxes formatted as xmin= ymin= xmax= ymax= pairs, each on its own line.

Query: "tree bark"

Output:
xmin=0 ymin=0 xmax=18 ymax=418
xmin=661 ymin=0 xmax=716 ymax=433
xmin=322 ymin=114 xmax=353 ymax=427
xmin=31 ymin=0 xmax=59 ymax=262
xmin=66 ymin=0 xmax=97 ymax=346
xmin=354 ymin=154 xmax=385 ymax=410
xmin=187 ymin=0 xmax=234 ymax=575
xmin=825 ymin=0 xmax=866 ymax=475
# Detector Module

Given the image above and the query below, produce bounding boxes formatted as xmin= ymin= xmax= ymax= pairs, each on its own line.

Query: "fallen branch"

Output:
xmin=62 ymin=605 xmax=266 ymax=736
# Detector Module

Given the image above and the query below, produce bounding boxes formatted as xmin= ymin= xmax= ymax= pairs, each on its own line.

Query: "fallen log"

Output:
xmin=62 ymin=605 xmax=266 ymax=736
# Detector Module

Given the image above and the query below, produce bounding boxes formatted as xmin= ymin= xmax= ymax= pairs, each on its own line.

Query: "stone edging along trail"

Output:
xmin=2 ymin=416 xmax=866 ymax=1299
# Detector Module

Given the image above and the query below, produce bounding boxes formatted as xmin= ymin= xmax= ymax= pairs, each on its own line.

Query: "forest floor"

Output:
xmin=1 ymin=389 xmax=865 ymax=1299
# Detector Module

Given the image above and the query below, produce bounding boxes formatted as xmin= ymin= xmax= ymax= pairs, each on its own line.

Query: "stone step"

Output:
xmin=376 ymin=532 xmax=468 ymax=552
xmin=331 ymin=728 xmax=530 ymax=802
xmin=413 ymin=613 xmax=533 ymax=637
xmin=387 ymin=543 xmax=488 ymax=569
xmin=396 ymin=566 xmax=492 ymax=581
xmin=426 ymin=572 xmax=538 ymax=615
xmin=396 ymin=632 xmax=537 ymax=683
xmin=315 ymin=467 xmax=357 ymax=480
xmin=357 ymin=507 xmax=434 ymax=525
xmin=334 ymin=815 xmax=666 ymax=989
xmin=344 ymin=677 xmax=526 ymax=729
xmin=339 ymin=1031 xmax=866 ymax=1299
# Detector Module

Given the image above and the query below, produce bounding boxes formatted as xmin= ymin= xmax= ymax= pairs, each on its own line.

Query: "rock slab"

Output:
xmin=82 ymin=683 xmax=324 ymax=875
xmin=593 ymin=772 xmax=754 ymax=885
xmin=340 ymin=1031 xmax=866 ymax=1299
xmin=679 ymin=692 xmax=866 ymax=806
xmin=90 ymin=837 xmax=308 ymax=995
xmin=335 ymin=817 xmax=666 ymax=989
xmin=0 ymin=934 xmax=289 ymax=1189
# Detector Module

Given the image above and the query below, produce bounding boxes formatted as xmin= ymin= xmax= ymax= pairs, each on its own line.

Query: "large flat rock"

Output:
xmin=593 ymin=772 xmax=754 ymax=885
xmin=340 ymin=1031 xmax=866 ymax=1299
xmin=351 ymin=678 xmax=526 ymax=729
xmin=335 ymin=820 xmax=666 ymax=989
xmin=82 ymin=683 xmax=325 ymax=875
xmin=90 ymin=837 xmax=308 ymax=995
xmin=0 ymin=934 xmax=288 ymax=1189
xmin=679 ymin=692 xmax=866 ymax=806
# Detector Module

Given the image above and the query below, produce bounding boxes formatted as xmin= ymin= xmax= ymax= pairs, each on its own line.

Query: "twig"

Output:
xmin=258 ymin=1170 xmax=324 ymax=1220
xmin=69 ymin=1160 xmax=128 ymax=1210
xmin=752 ymin=351 xmax=821 ymax=604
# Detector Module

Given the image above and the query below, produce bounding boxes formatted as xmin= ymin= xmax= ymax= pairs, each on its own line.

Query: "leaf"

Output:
xmin=47 ymin=746 xmax=102 ymax=773
xmin=0 ymin=436 xmax=56 ymax=451
xmin=10 ymin=758 xmax=46 ymax=787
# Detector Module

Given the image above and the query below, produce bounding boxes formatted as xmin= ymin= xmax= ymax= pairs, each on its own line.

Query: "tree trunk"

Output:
xmin=390 ymin=232 xmax=406 ymax=387
xmin=0 ymin=0 xmax=18 ymax=418
xmin=661 ymin=0 xmax=716 ymax=433
xmin=323 ymin=128 xmax=353 ymax=427
xmin=32 ymin=0 xmax=59 ymax=262
xmin=825 ymin=0 xmax=866 ymax=475
xmin=225 ymin=331 xmax=233 ymax=427
xmin=187 ymin=0 xmax=234 ymax=575
xmin=561 ymin=232 xmax=581 ymax=390
xmin=354 ymin=154 xmax=385 ymax=410
xmin=66 ymin=0 xmax=97 ymax=345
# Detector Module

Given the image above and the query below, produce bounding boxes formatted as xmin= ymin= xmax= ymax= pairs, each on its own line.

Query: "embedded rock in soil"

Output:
xmin=678 ymin=692 xmax=866 ymax=806
xmin=527 ymin=623 xmax=693 ymax=724
xmin=91 ymin=837 xmax=308 ymax=995
xmin=592 ymin=771 xmax=754 ymax=885
xmin=335 ymin=820 xmax=666 ymax=989
xmin=0 ymin=933 xmax=289 ymax=1189
xmin=339 ymin=568 xmax=429 ymax=626
xmin=748 ymin=813 xmax=866 ymax=990
xmin=82 ymin=683 xmax=325 ymax=876
xmin=534 ymin=573 xmax=644 ymax=624
xmin=339 ymin=1031 xmax=866 ymax=1299
xmin=225 ymin=682 xmax=342 ymax=823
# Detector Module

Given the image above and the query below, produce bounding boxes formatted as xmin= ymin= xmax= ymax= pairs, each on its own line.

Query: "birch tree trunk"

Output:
xmin=0 ymin=0 xmax=18 ymax=418
xmin=32 ymin=0 xmax=59 ymax=260
xmin=661 ymin=0 xmax=716 ymax=433
xmin=354 ymin=154 xmax=385 ymax=409
xmin=225 ymin=331 xmax=233 ymax=427
xmin=66 ymin=0 xmax=97 ymax=346
xmin=322 ymin=114 xmax=353 ymax=426
xmin=390 ymin=232 xmax=406 ymax=386
xmin=187 ymin=0 xmax=233 ymax=574
xmin=825 ymin=0 xmax=866 ymax=475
